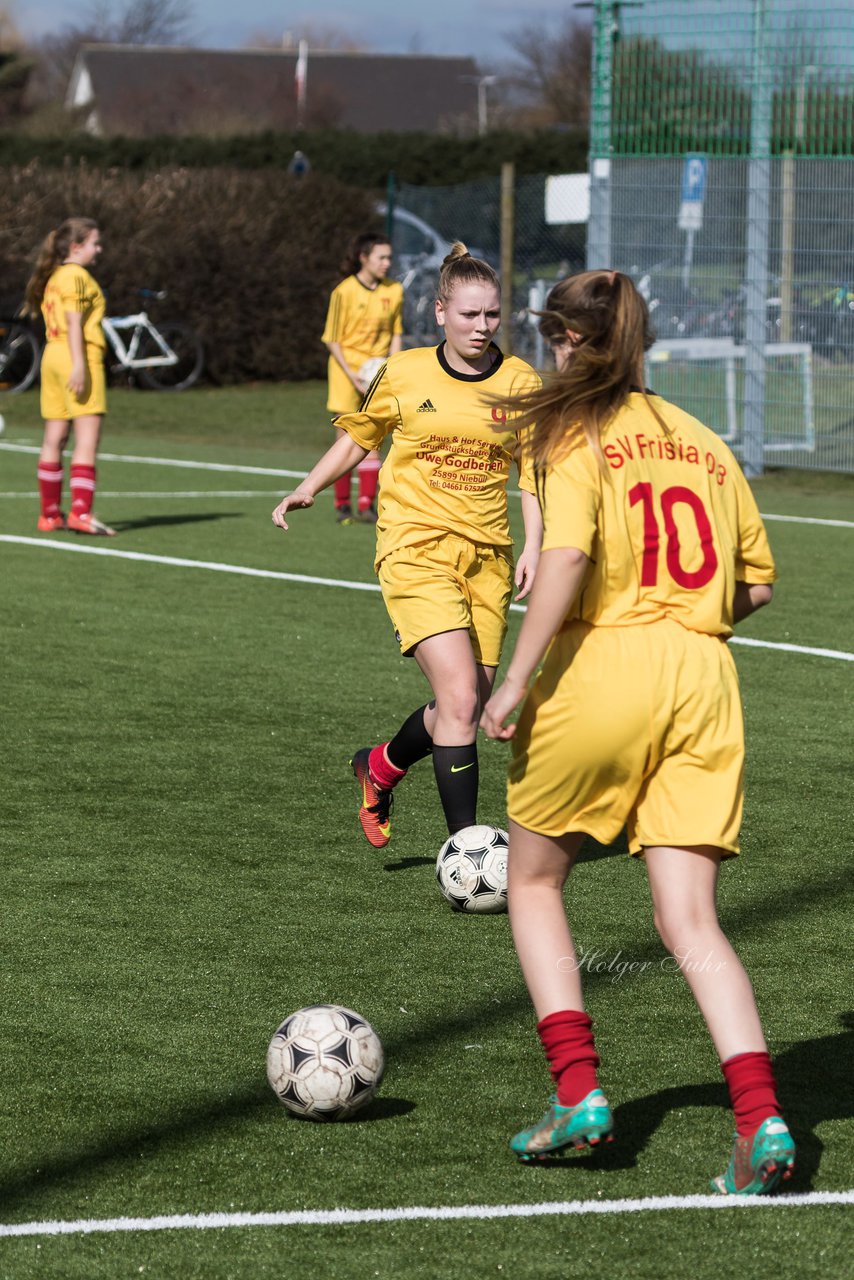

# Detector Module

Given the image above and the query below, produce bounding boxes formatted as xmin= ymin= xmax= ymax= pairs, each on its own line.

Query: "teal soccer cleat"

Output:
xmin=511 ymin=1089 xmax=614 ymax=1161
xmin=712 ymin=1116 xmax=796 ymax=1195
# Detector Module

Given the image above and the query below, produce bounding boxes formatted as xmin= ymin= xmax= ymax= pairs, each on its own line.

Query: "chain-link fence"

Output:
xmin=389 ymin=0 xmax=854 ymax=473
xmin=590 ymin=0 xmax=854 ymax=474
xmin=389 ymin=174 xmax=586 ymax=364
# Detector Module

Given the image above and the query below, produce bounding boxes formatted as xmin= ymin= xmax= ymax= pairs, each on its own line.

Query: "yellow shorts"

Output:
xmin=377 ymin=533 xmax=514 ymax=666
xmin=327 ymin=360 xmax=361 ymax=415
xmin=508 ymin=619 xmax=744 ymax=855
xmin=40 ymin=343 xmax=107 ymax=420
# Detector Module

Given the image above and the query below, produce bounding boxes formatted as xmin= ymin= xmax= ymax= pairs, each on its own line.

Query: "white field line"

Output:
xmin=0 ymin=441 xmax=305 ymax=479
xmin=0 ymin=491 xmax=291 ymax=499
xmin=1 ymin=536 xmax=853 ymax=664
xmin=0 ymin=1189 xmax=851 ymax=1239
xmin=0 ymin=441 xmax=851 ymax=528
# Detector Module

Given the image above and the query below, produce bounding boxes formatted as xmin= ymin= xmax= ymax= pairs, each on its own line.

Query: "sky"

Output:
xmin=18 ymin=0 xmax=574 ymax=66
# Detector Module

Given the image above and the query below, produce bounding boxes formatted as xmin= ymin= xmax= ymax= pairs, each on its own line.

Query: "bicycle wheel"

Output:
xmin=0 ymin=320 xmax=41 ymax=392
xmin=136 ymin=322 xmax=204 ymax=390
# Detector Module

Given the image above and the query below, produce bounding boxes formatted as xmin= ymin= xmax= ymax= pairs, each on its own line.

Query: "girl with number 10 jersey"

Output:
xmin=481 ymin=269 xmax=795 ymax=1196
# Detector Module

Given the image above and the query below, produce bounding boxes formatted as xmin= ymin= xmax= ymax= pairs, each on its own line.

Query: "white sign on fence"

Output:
xmin=545 ymin=173 xmax=591 ymax=225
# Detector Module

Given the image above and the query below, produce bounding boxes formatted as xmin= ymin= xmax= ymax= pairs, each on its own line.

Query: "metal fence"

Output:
xmin=589 ymin=0 xmax=854 ymax=474
xmin=391 ymin=0 xmax=854 ymax=474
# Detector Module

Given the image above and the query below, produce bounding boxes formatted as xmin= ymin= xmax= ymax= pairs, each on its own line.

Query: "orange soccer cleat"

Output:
xmin=67 ymin=512 xmax=116 ymax=537
xmin=350 ymin=748 xmax=394 ymax=848
xmin=36 ymin=513 xmax=66 ymax=532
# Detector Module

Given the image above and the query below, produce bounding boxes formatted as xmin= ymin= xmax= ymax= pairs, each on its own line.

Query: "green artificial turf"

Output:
xmin=0 ymin=387 xmax=851 ymax=1278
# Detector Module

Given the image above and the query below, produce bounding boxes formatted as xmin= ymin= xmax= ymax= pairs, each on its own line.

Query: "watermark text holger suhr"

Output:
xmin=558 ymin=946 xmax=727 ymax=983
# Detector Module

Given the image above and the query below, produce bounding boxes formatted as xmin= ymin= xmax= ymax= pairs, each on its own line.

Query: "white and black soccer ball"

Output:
xmin=436 ymin=824 xmax=509 ymax=914
xmin=266 ymin=1004 xmax=384 ymax=1121
xmin=359 ymin=356 xmax=386 ymax=387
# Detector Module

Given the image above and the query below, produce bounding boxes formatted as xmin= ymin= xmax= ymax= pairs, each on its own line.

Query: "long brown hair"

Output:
xmin=23 ymin=218 xmax=98 ymax=317
xmin=510 ymin=270 xmax=661 ymax=472
xmin=437 ymin=241 xmax=499 ymax=303
xmin=339 ymin=231 xmax=391 ymax=279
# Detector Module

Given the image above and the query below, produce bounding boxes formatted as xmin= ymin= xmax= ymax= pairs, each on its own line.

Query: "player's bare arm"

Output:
xmin=514 ymin=489 xmax=544 ymax=601
xmin=272 ymin=434 xmax=369 ymax=529
xmin=66 ymin=311 xmax=86 ymax=395
xmin=732 ymin=581 xmax=774 ymax=623
xmin=481 ymin=546 xmax=589 ymax=740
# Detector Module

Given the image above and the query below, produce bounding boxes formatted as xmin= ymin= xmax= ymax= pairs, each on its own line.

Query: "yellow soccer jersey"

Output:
xmin=42 ymin=263 xmax=106 ymax=352
xmin=538 ymin=392 xmax=775 ymax=637
xmin=322 ymin=274 xmax=404 ymax=410
xmin=336 ymin=343 xmax=539 ymax=565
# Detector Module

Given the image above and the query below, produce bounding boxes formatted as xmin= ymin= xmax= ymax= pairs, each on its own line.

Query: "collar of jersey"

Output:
xmin=436 ymin=341 xmax=504 ymax=382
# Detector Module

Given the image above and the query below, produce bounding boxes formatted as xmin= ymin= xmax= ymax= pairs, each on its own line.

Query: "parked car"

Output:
xmin=376 ymin=204 xmax=493 ymax=344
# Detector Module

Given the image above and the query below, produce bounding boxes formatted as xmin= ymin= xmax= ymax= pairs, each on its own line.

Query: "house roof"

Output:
xmin=67 ymin=45 xmax=482 ymax=135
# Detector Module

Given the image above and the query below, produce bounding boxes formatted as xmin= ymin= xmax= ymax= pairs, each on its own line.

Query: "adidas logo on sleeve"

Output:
xmin=417 ymin=399 xmax=437 ymax=413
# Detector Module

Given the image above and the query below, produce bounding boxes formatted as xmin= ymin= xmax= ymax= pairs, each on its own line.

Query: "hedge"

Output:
xmin=0 ymin=163 xmax=378 ymax=383
xmin=0 ymin=127 xmax=589 ymax=187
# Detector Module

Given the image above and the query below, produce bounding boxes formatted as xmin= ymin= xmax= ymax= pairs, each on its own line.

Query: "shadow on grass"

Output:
xmin=0 ymin=1086 xmax=416 ymax=1216
xmin=0 ymin=931 xmax=848 ymax=1215
xmin=577 ymin=831 xmax=628 ymax=864
xmin=383 ymin=833 xmax=625 ymax=874
xmin=287 ymin=1097 xmax=416 ymax=1125
xmin=383 ymin=856 xmax=435 ymax=872
xmin=110 ymin=513 xmax=243 ymax=532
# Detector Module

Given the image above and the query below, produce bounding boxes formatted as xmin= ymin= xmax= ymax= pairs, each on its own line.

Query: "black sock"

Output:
xmin=432 ymin=742 xmax=478 ymax=834
xmin=386 ymin=702 xmax=434 ymax=771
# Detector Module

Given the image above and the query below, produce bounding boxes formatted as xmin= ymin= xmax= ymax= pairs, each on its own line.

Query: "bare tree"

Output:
xmin=26 ymin=0 xmax=194 ymax=108
xmin=503 ymin=15 xmax=592 ymax=129
xmin=87 ymin=0 xmax=194 ymax=46
xmin=246 ymin=24 xmax=366 ymax=52
xmin=0 ymin=4 xmax=22 ymax=50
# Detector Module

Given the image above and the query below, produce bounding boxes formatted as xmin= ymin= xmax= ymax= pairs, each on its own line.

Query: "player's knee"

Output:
xmin=436 ymin=687 xmax=480 ymax=735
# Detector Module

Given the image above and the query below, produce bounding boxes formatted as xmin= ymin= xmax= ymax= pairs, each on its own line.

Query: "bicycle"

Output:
xmin=103 ymin=290 xmax=204 ymax=390
xmin=0 ymin=316 xmax=42 ymax=392
xmin=0 ymin=290 xmax=204 ymax=393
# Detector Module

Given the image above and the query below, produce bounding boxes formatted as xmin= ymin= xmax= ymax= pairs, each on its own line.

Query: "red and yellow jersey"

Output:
xmin=322 ymin=274 xmax=404 ymax=364
xmin=336 ymin=343 xmax=539 ymax=565
xmin=41 ymin=263 xmax=106 ymax=352
xmin=538 ymin=392 xmax=775 ymax=637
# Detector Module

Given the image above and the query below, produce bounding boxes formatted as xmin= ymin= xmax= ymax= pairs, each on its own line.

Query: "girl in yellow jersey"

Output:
xmin=321 ymin=232 xmax=404 ymax=524
xmin=481 ymin=271 xmax=794 ymax=1196
xmin=274 ymin=244 xmax=543 ymax=844
xmin=25 ymin=217 xmax=115 ymax=536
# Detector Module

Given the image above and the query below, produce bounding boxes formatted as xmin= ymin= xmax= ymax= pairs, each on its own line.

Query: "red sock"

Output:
xmin=538 ymin=1010 xmax=600 ymax=1107
xmin=357 ymin=457 xmax=381 ymax=511
xmin=721 ymin=1051 xmax=782 ymax=1138
xmin=368 ymin=743 xmax=406 ymax=790
xmin=70 ymin=464 xmax=96 ymax=516
xmin=334 ymin=473 xmax=352 ymax=509
xmin=37 ymin=461 xmax=63 ymax=518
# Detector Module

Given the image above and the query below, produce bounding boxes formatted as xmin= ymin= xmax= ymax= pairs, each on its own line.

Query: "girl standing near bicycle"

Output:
xmin=480 ymin=270 xmax=794 ymax=1195
xmin=25 ymin=216 xmax=115 ymax=536
xmin=274 ymin=244 xmax=543 ymax=845
xmin=321 ymin=232 xmax=404 ymax=523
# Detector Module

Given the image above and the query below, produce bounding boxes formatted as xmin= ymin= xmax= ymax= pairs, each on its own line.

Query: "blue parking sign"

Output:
xmin=681 ymin=154 xmax=707 ymax=204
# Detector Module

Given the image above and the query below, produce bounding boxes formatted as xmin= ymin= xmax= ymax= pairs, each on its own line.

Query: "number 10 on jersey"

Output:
xmin=629 ymin=483 xmax=719 ymax=589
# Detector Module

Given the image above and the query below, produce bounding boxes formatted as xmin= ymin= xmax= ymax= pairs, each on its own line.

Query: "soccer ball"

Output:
xmin=436 ymin=824 xmax=509 ymax=914
xmin=359 ymin=356 xmax=386 ymax=386
xmin=266 ymin=1004 xmax=384 ymax=1121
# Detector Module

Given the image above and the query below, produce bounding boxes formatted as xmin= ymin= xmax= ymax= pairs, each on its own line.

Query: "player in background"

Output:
xmin=481 ymin=270 xmax=795 ymax=1196
xmin=322 ymin=232 xmax=404 ymax=524
xmin=24 ymin=217 xmax=115 ymax=536
xmin=273 ymin=244 xmax=543 ymax=846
